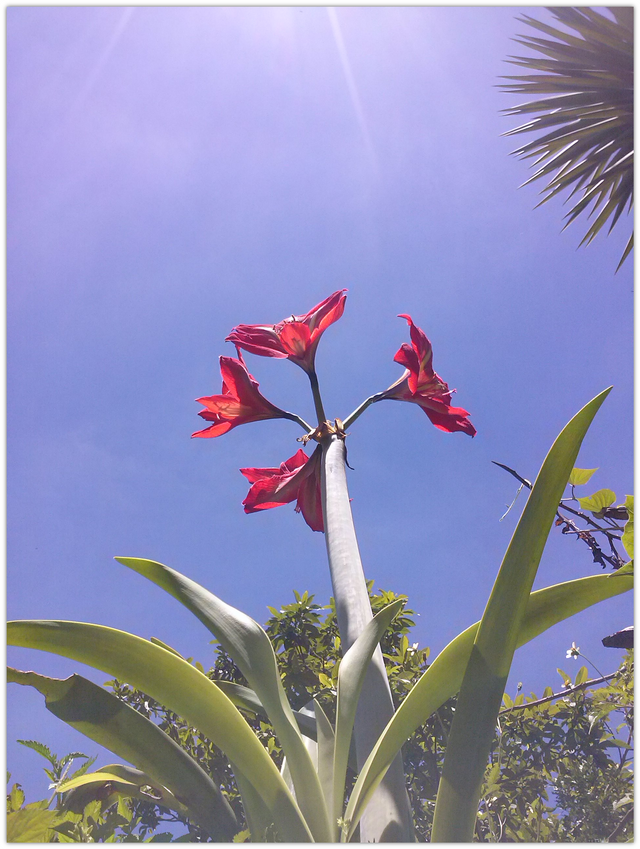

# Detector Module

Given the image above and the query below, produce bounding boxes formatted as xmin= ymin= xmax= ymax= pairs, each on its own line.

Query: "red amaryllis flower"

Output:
xmin=381 ymin=315 xmax=476 ymax=436
xmin=240 ymin=447 xmax=324 ymax=532
xmin=192 ymin=352 xmax=289 ymax=438
xmin=226 ymin=290 xmax=347 ymax=373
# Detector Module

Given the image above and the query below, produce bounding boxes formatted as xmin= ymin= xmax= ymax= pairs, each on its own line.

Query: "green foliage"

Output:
xmin=10 ymin=592 xmax=633 ymax=842
xmin=476 ymin=652 xmax=634 ymax=842
xmin=6 ymin=745 xmax=176 ymax=842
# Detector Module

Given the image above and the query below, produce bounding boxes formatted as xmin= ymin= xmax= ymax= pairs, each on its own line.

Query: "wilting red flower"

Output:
xmin=240 ymin=447 xmax=324 ymax=532
xmin=226 ymin=290 xmax=347 ymax=373
xmin=192 ymin=352 xmax=288 ymax=438
xmin=381 ymin=315 xmax=476 ymax=436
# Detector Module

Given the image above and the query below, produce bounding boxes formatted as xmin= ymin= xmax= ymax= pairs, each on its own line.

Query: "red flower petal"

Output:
xmin=226 ymin=290 xmax=347 ymax=372
xmin=382 ymin=315 xmax=475 ymax=437
xmin=241 ymin=447 xmax=324 ymax=532
xmin=192 ymin=356 xmax=287 ymax=438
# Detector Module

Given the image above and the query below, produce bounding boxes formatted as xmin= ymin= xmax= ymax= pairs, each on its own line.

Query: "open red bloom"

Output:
xmin=381 ymin=315 xmax=476 ymax=436
xmin=240 ymin=447 xmax=324 ymax=532
xmin=192 ymin=352 xmax=288 ymax=438
xmin=226 ymin=290 xmax=347 ymax=373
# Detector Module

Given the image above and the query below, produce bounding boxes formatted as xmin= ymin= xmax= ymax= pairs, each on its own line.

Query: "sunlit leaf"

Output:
xmin=569 ymin=467 xmax=598 ymax=486
xmin=577 ymin=488 xmax=617 ymax=514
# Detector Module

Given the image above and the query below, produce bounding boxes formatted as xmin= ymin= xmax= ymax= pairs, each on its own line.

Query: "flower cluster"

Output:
xmin=194 ymin=291 xmax=475 ymax=530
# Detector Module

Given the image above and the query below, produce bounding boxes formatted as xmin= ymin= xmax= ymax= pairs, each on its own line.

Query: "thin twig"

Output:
xmin=493 ymin=461 xmax=626 ymax=569
xmin=607 ymin=804 xmax=634 ymax=842
xmin=498 ymin=672 xmax=618 ymax=715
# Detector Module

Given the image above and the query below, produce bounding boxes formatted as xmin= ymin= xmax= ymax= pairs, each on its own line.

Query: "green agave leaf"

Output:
xmin=569 ymin=467 xmax=598 ymax=486
xmin=115 ymin=557 xmax=331 ymax=843
xmin=8 ymin=667 xmax=236 ymax=840
xmin=216 ymin=679 xmax=357 ymax=772
xmin=333 ymin=600 xmax=404 ymax=840
xmin=7 ymin=620 xmax=312 ymax=843
xmin=344 ymin=569 xmax=632 ymax=841
xmin=215 ymin=680 xmax=318 ymax=742
xmin=313 ymin=699 xmax=335 ymax=824
xmin=431 ymin=389 xmax=610 ymax=842
xmin=577 ymin=488 xmax=617 ymax=514
xmin=234 ymin=770 xmax=281 ymax=843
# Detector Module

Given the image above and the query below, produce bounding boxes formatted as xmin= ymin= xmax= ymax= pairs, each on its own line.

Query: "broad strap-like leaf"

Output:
xmin=313 ymin=699 xmax=335 ymax=824
xmin=114 ymin=557 xmax=332 ymax=842
xmin=215 ymin=678 xmax=357 ymax=772
xmin=7 ymin=620 xmax=312 ymax=843
xmin=332 ymin=599 xmax=404 ymax=840
xmin=344 ymin=568 xmax=632 ymax=840
xmin=431 ymin=389 xmax=610 ymax=841
xmin=8 ymin=667 xmax=237 ymax=840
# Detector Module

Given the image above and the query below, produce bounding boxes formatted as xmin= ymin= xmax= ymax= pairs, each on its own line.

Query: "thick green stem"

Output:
xmin=307 ymin=370 xmax=327 ymax=425
xmin=321 ymin=436 xmax=413 ymax=843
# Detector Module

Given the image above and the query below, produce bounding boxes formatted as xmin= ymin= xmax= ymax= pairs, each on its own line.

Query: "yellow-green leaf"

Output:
xmin=7 ymin=803 xmax=57 ymax=842
xmin=577 ymin=488 xmax=616 ymax=514
xmin=569 ymin=467 xmax=598 ymax=486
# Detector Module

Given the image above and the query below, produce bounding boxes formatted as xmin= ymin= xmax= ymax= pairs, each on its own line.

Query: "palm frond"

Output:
xmin=500 ymin=7 xmax=633 ymax=271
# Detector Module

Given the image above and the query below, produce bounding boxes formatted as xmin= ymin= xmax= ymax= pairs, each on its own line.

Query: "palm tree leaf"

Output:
xmin=615 ymin=233 xmax=634 ymax=273
xmin=501 ymin=7 xmax=634 ymax=268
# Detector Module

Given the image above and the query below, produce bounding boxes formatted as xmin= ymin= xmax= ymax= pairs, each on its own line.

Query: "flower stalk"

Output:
xmin=342 ymin=392 xmax=386 ymax=431
xmin=321 ymin=434 xmax=413 ymax=842
xmin=308 ymin=369 xmax=327 ymax=425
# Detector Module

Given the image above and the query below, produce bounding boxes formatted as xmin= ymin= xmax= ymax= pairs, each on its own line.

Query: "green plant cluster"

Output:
xmin=9 ymin=587 xmax=632 ymax=842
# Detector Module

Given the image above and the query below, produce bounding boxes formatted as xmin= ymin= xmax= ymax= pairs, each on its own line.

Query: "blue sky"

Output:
xmin=7 ymin=5 xmax=633 ymax=803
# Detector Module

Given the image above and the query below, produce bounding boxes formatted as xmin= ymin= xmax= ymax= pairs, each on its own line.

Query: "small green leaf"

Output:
xmin=7 ymin=783 xmax=25 ymax=812
xmin=569 ymin=467 xmax=598 ymax=486
xmin=574 ymin=665 xmax=588 ymax=685
xmin=577 ymin=488 xmax=616 ymax=514
xmin=622 ymin=495 xmax=634 ymax=559
xmin=557 ymin=668 xmax=572 ymax=687
xmin=16 ymin=739 xmax=56 ymax=766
